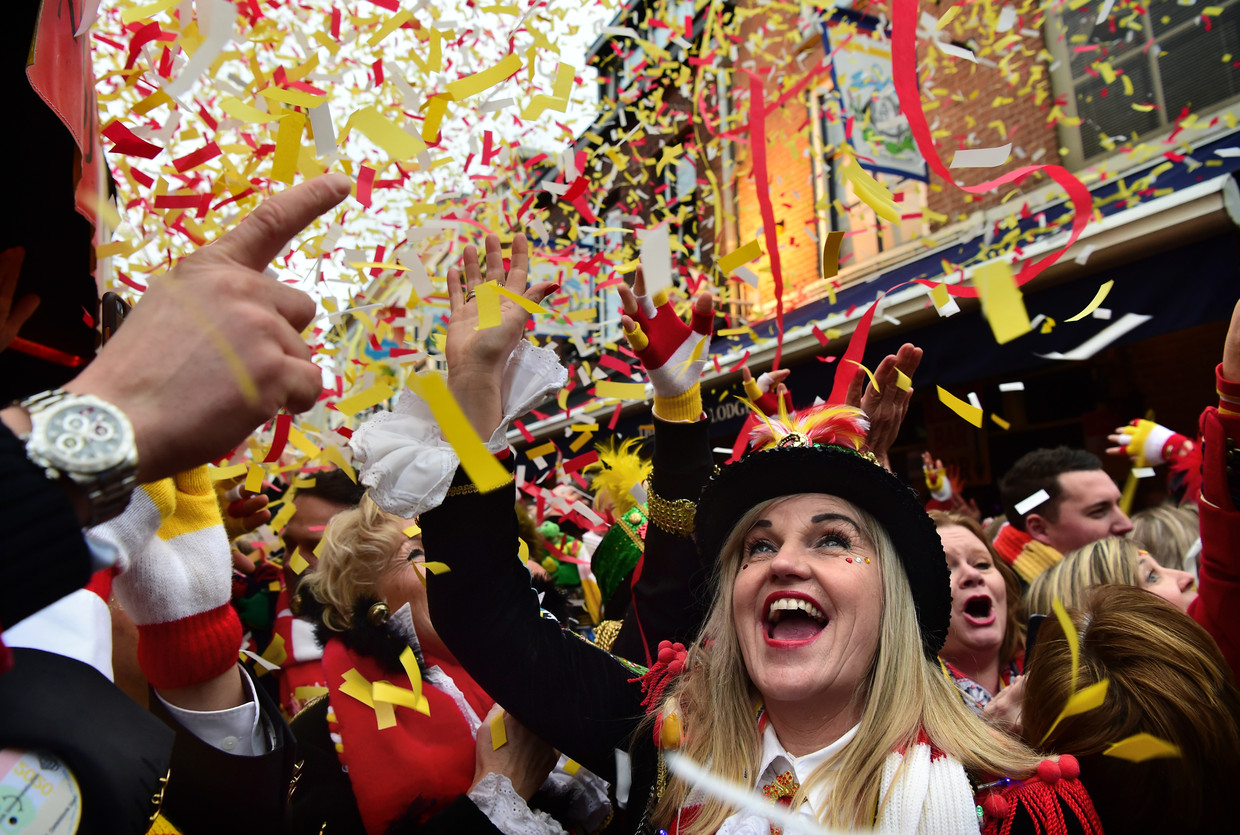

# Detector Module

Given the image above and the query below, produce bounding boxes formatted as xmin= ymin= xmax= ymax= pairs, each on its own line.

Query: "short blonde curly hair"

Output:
xmin=297 ymin=495 xmax=409 ymax=633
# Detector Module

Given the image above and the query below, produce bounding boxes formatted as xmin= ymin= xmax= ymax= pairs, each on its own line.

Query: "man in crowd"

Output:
xmin=995 ymin=446 xmax=1134 ymax=584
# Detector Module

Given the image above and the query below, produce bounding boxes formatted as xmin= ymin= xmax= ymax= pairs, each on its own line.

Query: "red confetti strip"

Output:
xmin=103 ymin=121 xmax=162 ymax=159
xmin=827 ymin=298 xmax=878 ymax=405
xmin=263 ymin=413 xmax=292 ymax=463
xmin=357 ymin=165 xmax=376 ymax=208
xmin=563 ymin=450 xmax=599 ymax=473
xmin=743 ymin=70 xmax=788 ymax=368
xmin=891 ymin=0 xmax=1092 ymax=297
xmin=597 ymin=354 xmax=633 ymax=375
xmin=172 ymin=142 xmax=221 ymax=173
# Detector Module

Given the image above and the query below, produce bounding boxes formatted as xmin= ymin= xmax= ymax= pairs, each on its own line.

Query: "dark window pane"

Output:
xmin=1076 ymin=57 xmax=1161 ymax=157
xmin=1064 ymin=6 xmax=1147 ymax=75
xmin=1149 ymin=0 xmax=1235 ymax=38
xmin=1160 ymin=16 xmax=1240 ymax=116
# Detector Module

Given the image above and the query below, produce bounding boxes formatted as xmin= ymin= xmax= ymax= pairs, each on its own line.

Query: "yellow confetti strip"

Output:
xmin=494 ymin=283 xmax=549 ymax=316
xmin=351 ymin=106 xmax=428 ymax=162
xmin=335 ymin=382 xmax=396 ymax=417
xmin=259 ymin=633 xmax=287 ymax=670
xmin=294 ymin=685 xmax=329 ymax=702
xmin=373 ymin=681 xmax=430 ymax=715
xmin=287 ymin=426 xmax=321 ymax=458
xmin=846 ymin=360 xmax=880 ymax=394
xmin=716 ymin=239 xmax=763 ymax=274
xmin=340 ymin=668 xmax=397 ymax=730
xmin=121 ymin=0 xmax=179 ymax=24
xmin=288 ymin=550 xmax=309 ymax=575
xmin=446 ymin=53 xmax=523 ymax=101
xmin=473 ymin=281 xmax=503 ymax=330
xmin=1065 ymin=280 xmax=1114 ymax=322
xmin=407 ymin=372 xmax=511 ymax=492
xmin=209 ymin=463 xmax=248 ymax=481
xmin=895 ymin=369 xmax=912 ymax=392
xmin=1103 ymin=733 xmax=1182 ymax=762
xmin=422 ymin=95 xmax=450 ymax=142
xmin=261 ymin=86 xmax=326 ymax=110
xmin=841 ymin=159 xmax=901 ymax=225
xmin=1041 ymin=679 xmax=1110 ymax=745
xmin=821 ymin=231 xmax=846 ymax=280
xmin=320 ymin=444 xmax=357 ymax=482
xmin=268 ymin=500 xmax=298 ymax=533
xmin=595 ymin=380 xmax=648 ymax=399
xmin=937 ymin=386 xmax=983 ymax=427
xmin=1053 ymin=598 xmax=1080 ymax=690
xmin=244 ymin=463 xmax=266 ymax=493
xmin=991 ymin=413 xmax=1011 ymax=430
xmin=522 ymin=62 xmax=576 ymax=119
xmin=490 ymin=709 xmax=508 ymax=749
xmin=973 ymin=261 xmax=1031 ymax=345
xmin=220 ymin=97 xmax=280 ymax=124
xmin=525 ymin=441 xmax=557 ymax=459
xmin=369 ymin=10 xmax=414 ymax=47
xmin=271 ymin=112 xmax=305 ymax=185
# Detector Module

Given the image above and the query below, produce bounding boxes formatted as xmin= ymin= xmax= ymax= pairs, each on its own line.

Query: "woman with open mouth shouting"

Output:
xmin=355 ymin=235 xmax=1104 ymax=835
xmin=931 ymin=511 xmax=1027 ymax=714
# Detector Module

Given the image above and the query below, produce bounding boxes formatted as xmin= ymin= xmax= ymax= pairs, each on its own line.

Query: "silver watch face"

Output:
xmin=38 ymin=400 xmax=134 ymax=474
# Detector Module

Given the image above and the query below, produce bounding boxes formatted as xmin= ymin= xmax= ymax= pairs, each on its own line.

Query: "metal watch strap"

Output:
xmin=20 ymin=389 xmax=139 ymax=526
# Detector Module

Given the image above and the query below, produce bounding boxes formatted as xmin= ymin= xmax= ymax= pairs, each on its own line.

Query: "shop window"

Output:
xmin=810 ymin=86 xmax=929 ymax=275
xmin=1049 ymin=0 xmax=1240 ymax=165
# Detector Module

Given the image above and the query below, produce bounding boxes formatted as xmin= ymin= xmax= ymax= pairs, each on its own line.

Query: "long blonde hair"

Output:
xmin=650 ymin=497 xmax=1044 ymax=832
xmin=297 ymin=495 xmax=408 ymax=632
xmin=1025 ymin=537 xmax=1141 ymax=615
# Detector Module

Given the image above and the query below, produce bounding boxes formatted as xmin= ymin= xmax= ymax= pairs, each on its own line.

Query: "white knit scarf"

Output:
xmin=689 ymin=741 xmax=980 ymax=835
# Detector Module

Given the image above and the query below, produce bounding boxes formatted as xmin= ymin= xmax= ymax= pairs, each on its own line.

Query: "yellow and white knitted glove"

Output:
xmin=90 ymin=465 xmax=242 ymax=689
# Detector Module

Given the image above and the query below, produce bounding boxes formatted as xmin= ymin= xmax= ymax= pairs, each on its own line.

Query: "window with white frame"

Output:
xmin=1050 ymin=0 xmax=1240 ymax=164
xmin=810 ymin=85 xmax=929 ymax=274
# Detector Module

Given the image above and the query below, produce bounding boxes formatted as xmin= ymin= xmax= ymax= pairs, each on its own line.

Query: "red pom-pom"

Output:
xmin=982 ymin=793 xmax=1009 ymax=819
xmin=1058 ymin=754 xmax=1080 ymax=780
xmin=1037 ymin=759 xmax=1062 ymax=784
xmin=657 ymin=641 xmax=685 ymax=664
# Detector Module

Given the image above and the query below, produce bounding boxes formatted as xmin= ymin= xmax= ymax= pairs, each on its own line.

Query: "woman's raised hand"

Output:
xmin=846 ymin=343 xmax=922 ymax=470
xmin=741 ymin=365 xmax=792 ymax=416
xmin=616 ymin=268 xmax=713 ymax=399
xmin=445 ymin=233 xmax=557 ymax=436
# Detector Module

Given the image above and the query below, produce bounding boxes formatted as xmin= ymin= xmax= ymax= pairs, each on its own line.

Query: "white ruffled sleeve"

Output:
xmin=350 ymin=340 xmax=566 ymax=517
xmin=467 ymin=773 xmax=568 ymax=835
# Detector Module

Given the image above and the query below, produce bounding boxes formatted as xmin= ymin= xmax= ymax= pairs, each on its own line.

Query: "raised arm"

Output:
xmin=1194 ymin=297 xmax=1240 ymax=677
xmin=608 ymin=270 xmax=716 ymax=665
xmin=357 ymin=234 xmax=648 ymax=781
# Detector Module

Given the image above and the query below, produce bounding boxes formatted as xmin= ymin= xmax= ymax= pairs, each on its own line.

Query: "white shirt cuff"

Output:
xmin=156 ymin=669 xmax=270 ymax=757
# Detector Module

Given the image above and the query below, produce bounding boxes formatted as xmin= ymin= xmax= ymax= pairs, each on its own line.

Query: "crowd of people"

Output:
xmin=4 ymin=7 xmax=1240 ymax=833
xmin=4 ymin=194 xmax=1240 ymax=834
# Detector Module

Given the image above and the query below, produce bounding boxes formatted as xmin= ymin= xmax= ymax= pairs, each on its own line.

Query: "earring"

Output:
xmin=367 ymin=601 xmax=390 ymax=626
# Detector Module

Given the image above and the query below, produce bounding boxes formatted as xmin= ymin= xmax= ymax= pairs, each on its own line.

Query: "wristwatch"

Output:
xmin=19 ymin=389 xmax=139 ymax=525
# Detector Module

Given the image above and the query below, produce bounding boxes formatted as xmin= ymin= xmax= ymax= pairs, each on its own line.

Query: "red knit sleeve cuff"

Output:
xmin=1216 ymin=363 xmax=1240 ymax=406
xmin=1215 ymin=364 xmax=1240 ymax=435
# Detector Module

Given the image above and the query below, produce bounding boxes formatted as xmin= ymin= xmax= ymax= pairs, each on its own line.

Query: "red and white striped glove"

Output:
xmin=621 ymin=287 xmax=713 ymax=421
xmin=1109 ymin=419 xmax=1192 ymax=468
xmin=742 ymin=369 xmax=793 ymax=417
xmin=90 ymin=465 xmax=242 ymax=689
xmin=923 ymin=460 xmax=952 ymax=503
